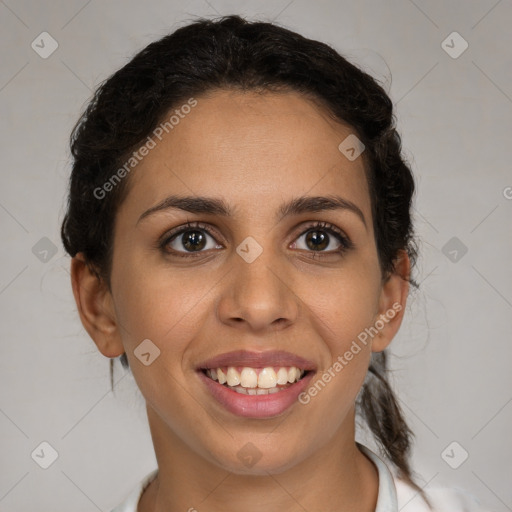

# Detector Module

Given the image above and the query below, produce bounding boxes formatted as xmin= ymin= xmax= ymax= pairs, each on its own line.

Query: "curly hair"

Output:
xmin=61 ymin=15 xmax=424 ymax=498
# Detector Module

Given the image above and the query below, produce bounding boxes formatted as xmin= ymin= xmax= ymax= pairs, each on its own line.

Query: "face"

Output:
xmin=74 ymin=89 xmax=408 ymax=475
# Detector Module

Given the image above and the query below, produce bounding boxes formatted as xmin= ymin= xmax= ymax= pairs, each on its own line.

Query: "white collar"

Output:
xmin=357 ymin=442 xmax=398 ymax=512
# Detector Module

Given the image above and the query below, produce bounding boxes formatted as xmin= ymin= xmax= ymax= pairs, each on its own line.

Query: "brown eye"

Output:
xmin=160 ymin=222 xmax=223 ymax=257
xmin=177 ymin=230 xmax=207 ymax=252
xmin=304 ymin=230 xmax=329 ymax=251
xmin=292 ymin=222 xmax=352 ymax=254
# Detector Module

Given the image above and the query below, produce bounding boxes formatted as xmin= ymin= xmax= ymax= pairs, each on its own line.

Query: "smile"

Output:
xmin=196 ymin=350 xmax=316 ymax=418
xmin=203 ymin=366 xmax=307 ymax=395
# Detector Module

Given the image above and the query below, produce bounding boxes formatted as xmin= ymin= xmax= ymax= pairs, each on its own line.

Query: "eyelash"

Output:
xmin=158 ymin=220 xmax=354 ymax=259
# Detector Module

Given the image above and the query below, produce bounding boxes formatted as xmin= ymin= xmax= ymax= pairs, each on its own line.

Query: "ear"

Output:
xmin=371 ymin=250 xmax=410 ymax=353
xmin=70 ymin=253 xmax=124 ymax=358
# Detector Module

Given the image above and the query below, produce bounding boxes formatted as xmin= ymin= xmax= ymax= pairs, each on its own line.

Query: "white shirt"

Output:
xmin=110 ymin=444 xmax=490 ymax=512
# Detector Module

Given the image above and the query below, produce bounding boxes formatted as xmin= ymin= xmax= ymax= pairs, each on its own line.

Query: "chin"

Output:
xmin=207 ymin=441 xmax=310 ymax=476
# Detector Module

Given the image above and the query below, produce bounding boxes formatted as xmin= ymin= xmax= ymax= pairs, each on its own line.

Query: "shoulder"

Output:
xmin=394 ymin=476 xmax=493 ymax=512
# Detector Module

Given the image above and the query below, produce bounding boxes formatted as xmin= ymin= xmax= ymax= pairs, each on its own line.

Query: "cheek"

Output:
xmin=300 ymin=266 xmax=381 ymax=357
xmin=292 ymin=265 xmax=380 ymax=416
xmin=114 ymin=266 xmax=212 ymax=344
xmin=296 ymin=279 xmax=377 ymax=438
xmin=112 ymin=267 xmax=215 ymax=419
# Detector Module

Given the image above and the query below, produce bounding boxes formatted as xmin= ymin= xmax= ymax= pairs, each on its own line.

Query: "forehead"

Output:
xmin=119 ymin=89 xmax=371 ymax=225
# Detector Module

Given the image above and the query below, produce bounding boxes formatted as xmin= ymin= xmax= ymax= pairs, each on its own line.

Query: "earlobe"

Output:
xmin=371 ymin=250 xmax=410 ymax=353
xmin=70 ymin=253 xmax=124 ymax=358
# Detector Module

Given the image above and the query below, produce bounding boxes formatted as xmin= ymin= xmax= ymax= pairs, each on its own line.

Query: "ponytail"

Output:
xmin=359 ymin=350 xmax=431 ymax=507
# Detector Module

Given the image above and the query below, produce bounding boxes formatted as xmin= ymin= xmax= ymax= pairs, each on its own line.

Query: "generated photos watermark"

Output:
xmin=298 ymin=302 xmax=402 ymax=404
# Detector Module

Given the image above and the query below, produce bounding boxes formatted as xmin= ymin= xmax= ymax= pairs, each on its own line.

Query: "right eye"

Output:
xmin=159 ymin=221 xmax=223 ymax=257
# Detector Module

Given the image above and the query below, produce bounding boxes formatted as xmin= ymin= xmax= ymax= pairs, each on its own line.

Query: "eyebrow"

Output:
xmin=137 ymin=194 xmax=367 ymax=229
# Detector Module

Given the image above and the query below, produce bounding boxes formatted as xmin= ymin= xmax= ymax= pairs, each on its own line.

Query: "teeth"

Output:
xmin=226 ymin=367 xmax=241 ymax=386
xmin=288 ymin=367 xmax=298 ymax=383
xmin=225 ymin=384 xmax=293 ymax=395
xmin=276 ymin=367 xmax=289 ymax=385
xmin=217 ymin=368 xmax=227 ymax=384
xmin=206 ymin=365 xmax=306 ymax=390
xmin=240 ymin=367 xmax=258 ymax=388
xmin=258 ymin=368 xmax=277 ymax=388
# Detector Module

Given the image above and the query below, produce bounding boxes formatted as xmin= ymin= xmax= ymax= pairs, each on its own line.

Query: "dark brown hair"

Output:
xmin=61 ymin=15 xmax=426 ymax=500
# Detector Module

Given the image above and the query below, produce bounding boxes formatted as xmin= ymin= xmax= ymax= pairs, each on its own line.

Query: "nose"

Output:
xmin=216 ymin=246 xmax=299 ymax=333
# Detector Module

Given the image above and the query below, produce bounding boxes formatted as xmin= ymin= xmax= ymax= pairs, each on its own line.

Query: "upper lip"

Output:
xmin=196 ymin=350 xmax=317 ymax=371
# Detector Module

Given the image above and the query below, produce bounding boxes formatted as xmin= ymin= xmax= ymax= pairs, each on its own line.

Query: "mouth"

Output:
xmin=201 ymin=366 xmax=310 ymax=395
xmin=196 ymin=350 xmax=316 ymax=418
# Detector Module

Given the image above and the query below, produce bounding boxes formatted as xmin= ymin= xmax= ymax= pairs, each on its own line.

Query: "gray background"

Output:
xmin=0 ymin=0 xmax=511 ymax=510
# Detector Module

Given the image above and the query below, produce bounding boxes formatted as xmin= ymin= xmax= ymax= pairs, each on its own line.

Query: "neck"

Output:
xmin=138 ymin=405 xmax=379 ymax=512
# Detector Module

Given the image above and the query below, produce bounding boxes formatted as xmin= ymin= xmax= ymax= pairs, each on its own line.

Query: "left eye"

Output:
xmin=291 ymin=223 xmax=350 ymax=253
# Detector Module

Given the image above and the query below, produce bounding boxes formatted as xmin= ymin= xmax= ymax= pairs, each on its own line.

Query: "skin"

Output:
xmin=71 ymin=89 xmax=410 ymax=512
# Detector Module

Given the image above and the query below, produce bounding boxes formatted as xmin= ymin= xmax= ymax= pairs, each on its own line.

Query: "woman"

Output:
xmin=61 ymin=15 xmax=489 ymax=512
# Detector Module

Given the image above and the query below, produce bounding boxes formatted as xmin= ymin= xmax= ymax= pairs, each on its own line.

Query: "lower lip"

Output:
xmin=198 ymin=370 xmax=315 ymax=418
